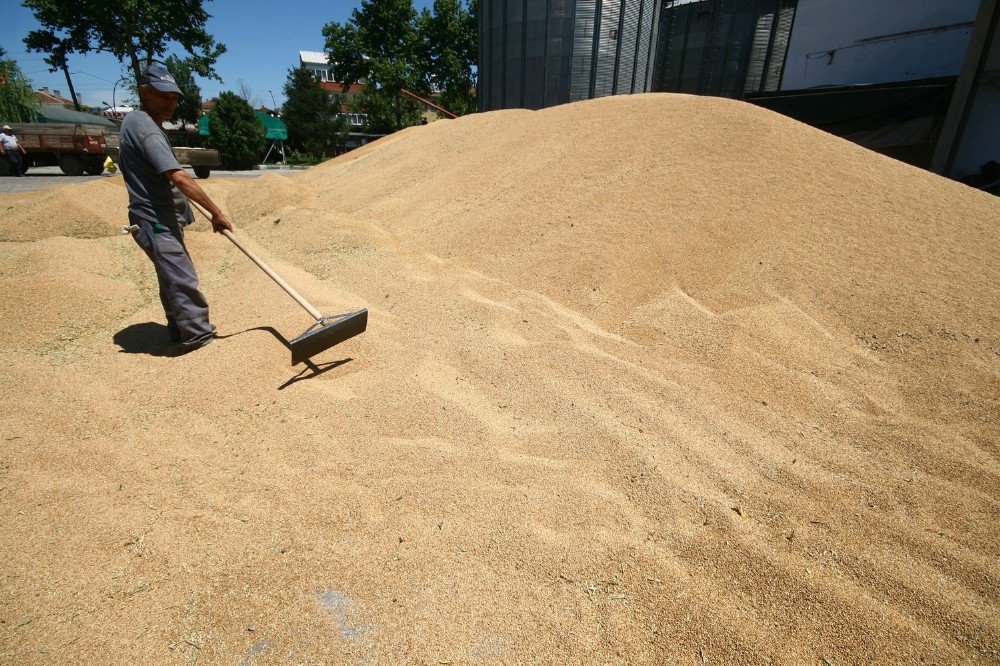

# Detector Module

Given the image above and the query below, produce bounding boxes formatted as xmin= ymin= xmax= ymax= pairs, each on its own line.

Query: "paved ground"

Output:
xmin=0 ymin=166 xmax=306 ymax=195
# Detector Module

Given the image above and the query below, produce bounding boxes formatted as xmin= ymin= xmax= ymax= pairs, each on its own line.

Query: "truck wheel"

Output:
xmin=85 ymin=161 xmax=105 ymax=175
xmin=193 ymin=165 xmax=211 ymax=179
xmin=59 ymin=155 xmax=85 ymax=176
xmin=0 ymin=159 xmax=10 ymax=177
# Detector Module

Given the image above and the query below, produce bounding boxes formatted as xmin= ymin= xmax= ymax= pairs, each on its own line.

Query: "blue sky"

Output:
xmin=5 ymin=0 xmax=433 ymax=109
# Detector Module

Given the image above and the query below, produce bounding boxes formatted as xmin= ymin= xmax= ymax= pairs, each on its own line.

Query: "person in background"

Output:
xmin=1 ymin=125 xmax=27 ymax=176
xmin=118 ymin=62 xmax=233 ymax=352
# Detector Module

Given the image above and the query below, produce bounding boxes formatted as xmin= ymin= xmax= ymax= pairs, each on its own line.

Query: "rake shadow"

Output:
xmin=219 ymin=326 xmax=353 ymax=390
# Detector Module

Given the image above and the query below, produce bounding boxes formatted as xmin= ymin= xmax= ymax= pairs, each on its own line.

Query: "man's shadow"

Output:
xmin=112 ymin=322 xmax=181 ymax=357
xmin=112 ymin=322 xmax=351 ymax=389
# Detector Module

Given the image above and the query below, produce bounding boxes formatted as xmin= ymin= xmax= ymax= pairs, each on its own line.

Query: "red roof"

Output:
xmin=37 ymin=90 xmax=74 ymax=105
xmin=320 ymin=81 xmax=365 ymax=95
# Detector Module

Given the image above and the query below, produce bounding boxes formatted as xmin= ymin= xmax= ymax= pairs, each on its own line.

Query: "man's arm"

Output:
xmin=164 ymin=168 xmax=233 ymax=233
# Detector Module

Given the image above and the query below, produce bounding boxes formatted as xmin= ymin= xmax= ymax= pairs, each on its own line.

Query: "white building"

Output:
xmin=299 ymin=51 xmax=335 ymax=82
xmin=780 ymin=0 xmax=980 ymax=89
xmin=652 ymin=0 xmax=998 ymax=181
xmin=775 ymin=0 xmax=998 ymax=180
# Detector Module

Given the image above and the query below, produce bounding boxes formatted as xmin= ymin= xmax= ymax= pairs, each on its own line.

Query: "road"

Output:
xmin=0 ymin=166 xmax=306 ymax=195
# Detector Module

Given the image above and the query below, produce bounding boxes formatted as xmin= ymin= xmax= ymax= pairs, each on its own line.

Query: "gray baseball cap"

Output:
xmin=140 ymin=62 xmax=183 ymax=97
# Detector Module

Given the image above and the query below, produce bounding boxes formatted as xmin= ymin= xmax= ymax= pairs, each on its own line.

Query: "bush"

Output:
xmin=0 ymin=58 xmax=39 ymax=123
xmin=205 ymin=91 xmax=265 ymax=169
xmin=284 ymin=150 xmax=325 ymax=166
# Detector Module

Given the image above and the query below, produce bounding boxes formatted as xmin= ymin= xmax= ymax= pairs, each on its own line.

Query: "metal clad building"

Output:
xmin=479 ymin=0 xmax=661 ymax=111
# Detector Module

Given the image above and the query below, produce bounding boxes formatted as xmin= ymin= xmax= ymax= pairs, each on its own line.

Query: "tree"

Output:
xmin=205 ymin=91 xmax=265 ymax=169
xmin=323 ymin=0 xmax=426 ymax=133
xmin=236 ymin=80 xmax=262 ymax=109
xmin=21 ymin=19 xmax=85 ymax=110
xmin=420 ymin=0 xmax=478 ymax=116
xmin=0 ymin=56 xmax=40 ymax=122
xmin=281 ymin=66 xmax=345 ymax=160
xmin=22 ymin=0 xmax=226 ymax=88
xmin=164 ymin=55 xmax=202 ymax=129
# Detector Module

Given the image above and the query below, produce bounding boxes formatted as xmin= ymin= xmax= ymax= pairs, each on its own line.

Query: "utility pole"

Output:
xmin=61 ymin=62 xmax=81 ymax=110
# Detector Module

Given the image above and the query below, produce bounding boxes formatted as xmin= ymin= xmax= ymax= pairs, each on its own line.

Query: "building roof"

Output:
xmin=37 ymin=90 xmax=74 ymax=105
xmin=320 ymin=81 xmax=365 ymax=95
xmin=299 ymin=51 xmax=331 ymax=65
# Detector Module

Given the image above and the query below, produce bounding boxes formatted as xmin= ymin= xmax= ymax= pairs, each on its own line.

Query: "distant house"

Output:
xmin=298 ymin=50 xmax=369 ymax=128
xmin=36 ymin=87 xmax=79 ymax=107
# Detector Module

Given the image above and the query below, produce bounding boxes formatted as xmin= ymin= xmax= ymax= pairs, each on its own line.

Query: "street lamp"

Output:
xmin=112 ymin=76 xmax=129 ymax=112
xmin=268 ymin=90 xmax=277 ymax=114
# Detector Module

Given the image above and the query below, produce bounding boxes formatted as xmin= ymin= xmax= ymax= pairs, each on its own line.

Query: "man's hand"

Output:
xmin=211 ymin=212 xmax=233 ymax=234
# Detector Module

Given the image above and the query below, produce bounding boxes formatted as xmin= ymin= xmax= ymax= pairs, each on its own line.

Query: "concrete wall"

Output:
xmin=781 ymin=0 xmax=980 ymax=89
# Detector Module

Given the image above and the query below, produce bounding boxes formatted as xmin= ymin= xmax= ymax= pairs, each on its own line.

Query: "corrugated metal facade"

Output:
xmin=479 ymin=0 xmax=662 ymax=111
xmin=652 ymin=0 xmax=798 ymax=98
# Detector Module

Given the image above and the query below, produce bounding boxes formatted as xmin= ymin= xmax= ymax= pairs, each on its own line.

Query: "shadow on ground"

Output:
xmin=113 ymin=322 xmax=180 ymax=356
xmin=112 ymin=323 xmax=353 ymax=386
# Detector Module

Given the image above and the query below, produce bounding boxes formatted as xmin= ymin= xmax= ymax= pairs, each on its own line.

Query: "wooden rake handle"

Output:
xmin=187 ymin=198 xmax=323 ymax=321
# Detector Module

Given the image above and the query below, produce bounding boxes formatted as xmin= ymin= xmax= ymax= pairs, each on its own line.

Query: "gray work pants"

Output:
xmin=130 ymin=213 xmax=216 ymax=348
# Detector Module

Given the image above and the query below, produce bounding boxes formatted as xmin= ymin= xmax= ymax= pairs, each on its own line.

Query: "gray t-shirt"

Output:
xmin=119 ymin=110 xmax=193 ymax=228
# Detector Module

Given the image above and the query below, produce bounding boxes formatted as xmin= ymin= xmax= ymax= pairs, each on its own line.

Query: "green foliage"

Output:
xmin=323 ymin=0 xmax=426 ymax=132
xmin=420 ymin=0 xmax=478 ymax=116
xmin=164 ymin=55 xmax=203 ymax=129
xmin=284 ymin=150 xmax=325 ymax=166
xmin=322 ymin=0 xmax=478 ymax=131
xmin=22 ymin=0 xmax=226 ymax=88
xmin=0 ymin=57 xmax=40 ymax=123
xmin=205 ymin=91 xmax=265 ymax=170
xmin=281 ymin=66 xmax=345 ymax=159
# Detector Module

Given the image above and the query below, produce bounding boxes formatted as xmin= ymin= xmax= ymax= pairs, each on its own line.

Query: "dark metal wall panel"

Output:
xmin=570 ymin=0 xmax=599 ymax=101
xmin=594 ymin=0 xmax=623 ymax=97
xmin=642 ymin=0 xmax=661 ymax=89
xmin=479 ymin=0 xmax=487 ymax=110
xmin=547 ymin=0 xmax=576 ymax=106
xmin=505 ymin=0 xmax=526 ymax=106
xmin=489 ymin=0 xmax=506 ymax=109
xmin=654 ymin=0 xmax=798 ymax=99
xmin=523 ymin=0 xmax=550 ymax=108
xmin=479 ymin=0 xmax=659 ymax=110
xmin=763 ymin=6 xmax=795 ymax=91
xmin=615 ymin=0 xmax=641 ymax=92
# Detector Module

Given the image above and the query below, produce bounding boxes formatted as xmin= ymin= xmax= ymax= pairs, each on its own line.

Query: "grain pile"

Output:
xmin=1 ymin=93 xmax=998 ymax=664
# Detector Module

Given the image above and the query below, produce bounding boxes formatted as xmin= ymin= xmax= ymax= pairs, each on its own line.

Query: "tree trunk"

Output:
xmin=127 ymin=50 xmax=143 ymax=87
xmin=61 ymin=63 xmax=81 ymax=111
